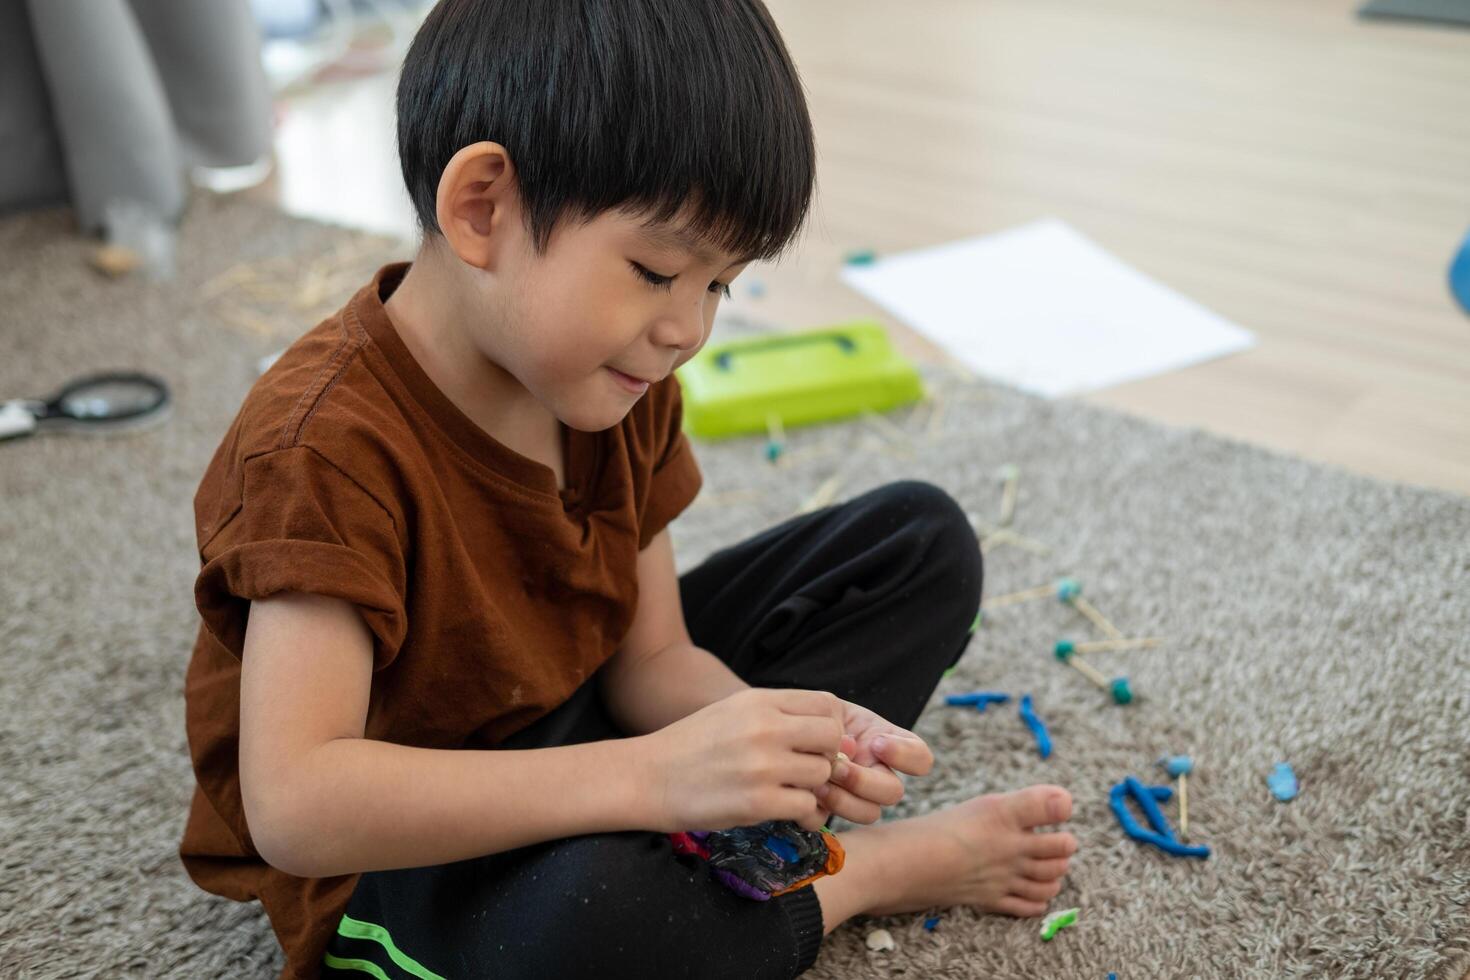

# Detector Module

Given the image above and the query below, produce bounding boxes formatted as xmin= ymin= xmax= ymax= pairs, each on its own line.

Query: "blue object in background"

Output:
xmin=923 ymin=915 xmax=940 ymax=931
xmin=1108 ymin=778 xmax=1211 ymax=859
xmin=1268 ymin=762 xmax=1299 ymax=802
xmin=1018 ymin=694 xmax=1052 ymax=759
xmin=1451 ymin=228 xmax=1470 ymax=315
xmin=945 ymin=691 xmax=1011 ymax=712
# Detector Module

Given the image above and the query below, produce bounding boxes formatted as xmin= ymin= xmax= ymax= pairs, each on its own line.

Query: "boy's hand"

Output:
xmin=813 ymin=699 xmax=934 ymax=826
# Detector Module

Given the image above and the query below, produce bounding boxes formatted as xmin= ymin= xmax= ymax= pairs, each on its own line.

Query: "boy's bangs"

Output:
xmin=399 ymin=0 xmax=816 ymax=261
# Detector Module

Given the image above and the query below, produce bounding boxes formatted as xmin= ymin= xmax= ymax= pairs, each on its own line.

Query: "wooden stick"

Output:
xmin=1066 ymin=636 xmax=1165 ymax=654
xmin=861 ymin=408 xmax=909 ymax=447
xmin=1179 ymin=772 xmax=1190 ymax=841
xmin=772 ymin=443 xmax=838 ymax=467
xmin=1065 ymin=654 xmax=1110 ymax=690
xmin=981 ymin=583 xmax=1055 ymax=609
xmin=976 ymin=525 xmax=1051 ymax=555
xmin=1071 ymin=595 xmax=1126 ymax=642
xmin=797 ymin=471 xmax=846 ymax=515
xmin=766 ymin=412 xmax=785 ymax=446
xmin=998 ymin=465 xmax=1020 ymax=528
xmin=925 ymin=391 xmax=949 ymax=442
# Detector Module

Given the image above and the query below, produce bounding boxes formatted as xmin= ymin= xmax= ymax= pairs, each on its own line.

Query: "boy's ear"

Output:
xmin=434 ymin=142 xmax=520 ymax=270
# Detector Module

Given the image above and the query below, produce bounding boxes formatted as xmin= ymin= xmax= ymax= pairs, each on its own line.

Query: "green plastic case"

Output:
xmin=676 ymin=320 xmax=925 ymax=439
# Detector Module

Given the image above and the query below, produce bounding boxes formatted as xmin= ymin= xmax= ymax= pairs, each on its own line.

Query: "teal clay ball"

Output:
xmin=1056 ymin=578 xmax=1082 ymax=602
xmin=765 ymin=441 xmax=783 ymax=463
xmin=1054 ymin=640 xmax=1076 ymax=660
xmin=1110 ymin=677 xmax=1133 ymax=705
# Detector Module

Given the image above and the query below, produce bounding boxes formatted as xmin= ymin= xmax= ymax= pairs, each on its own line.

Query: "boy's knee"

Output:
xmin=865 ymin=479 xmax=983 ymax=618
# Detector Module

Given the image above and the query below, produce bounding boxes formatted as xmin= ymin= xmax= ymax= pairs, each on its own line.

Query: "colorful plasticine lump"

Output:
xmin=669 ymin=820 xmax=845 ymax=901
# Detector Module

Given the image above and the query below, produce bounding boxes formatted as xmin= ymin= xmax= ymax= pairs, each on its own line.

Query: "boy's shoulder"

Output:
xmin=195 ymin=282 xmax=413 ymax=546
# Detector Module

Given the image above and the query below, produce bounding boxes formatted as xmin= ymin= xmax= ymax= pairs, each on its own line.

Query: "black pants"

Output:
xmin=323 ymin=480 xmax=982 ymax=980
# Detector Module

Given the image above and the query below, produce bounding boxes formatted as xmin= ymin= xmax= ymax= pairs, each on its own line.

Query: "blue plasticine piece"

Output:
xmin=1123 ymin=775 xmax=1175 ymax=838
xmin=945 ymin=691 xmax=1011 ymax=712
xmin=764 ymin=834 xmax=800 ymax=863
xmin=1159 ymin=754 xmax=1193 ymax=777
xmin=923 ymin=915 xmax=940 ymax=931
xmin=1108 ymin=974 xmax=1118 ymax=980
xmin=1451 ymin=227 xmax=1470 ymax=316
xmin=1056 ymin=578 xmax=1082 ymax=602
xmin=1018 ymin=694 xmax=1052 ymax=759
xmin=1268 ymin=762 xmax=1299 ymax=802
xmin=1108 ymin=780 xmax=1210 ymax=859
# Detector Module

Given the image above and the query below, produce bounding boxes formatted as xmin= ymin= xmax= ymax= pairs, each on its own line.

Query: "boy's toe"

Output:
xmin=993 ymin=895 xmax=1049 ymax=918
xmin=1025 ymin=831 xmax=1078 ymax=860
xmin=1010 ymin=876 xmax=1064 ymax=902
xmin=1002 ymin=785 xmax=1072 ymax=829
xmin=1021 ymin=856 xmax=1071 ymax=881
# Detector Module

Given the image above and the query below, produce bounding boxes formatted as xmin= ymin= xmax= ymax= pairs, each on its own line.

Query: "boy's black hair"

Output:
xmin=397 ymin=0 xmax=816 ymax=262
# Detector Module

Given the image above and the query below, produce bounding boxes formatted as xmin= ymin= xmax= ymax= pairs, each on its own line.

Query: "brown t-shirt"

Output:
xmin=179 ymin=262 xmax=703 ymax=980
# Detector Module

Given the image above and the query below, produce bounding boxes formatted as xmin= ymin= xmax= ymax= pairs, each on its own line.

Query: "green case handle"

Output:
xmin=714 ymin=331 xmax=857 ymax=371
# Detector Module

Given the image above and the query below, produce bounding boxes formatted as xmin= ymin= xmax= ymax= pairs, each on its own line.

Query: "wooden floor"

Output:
xmin=260 ymin=0 xmax=1470 ymax=496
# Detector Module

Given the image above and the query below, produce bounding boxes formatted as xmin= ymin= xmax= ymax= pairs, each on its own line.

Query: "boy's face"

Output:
xmin=476 ymin=203 xmax=752 ymax=433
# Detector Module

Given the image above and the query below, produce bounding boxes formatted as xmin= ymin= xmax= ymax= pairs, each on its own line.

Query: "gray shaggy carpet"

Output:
xmin=1 ymin=193 xmax=1466 ymax=979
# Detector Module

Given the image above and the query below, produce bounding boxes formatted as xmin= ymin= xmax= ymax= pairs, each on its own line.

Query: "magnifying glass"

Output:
xmin=0 ymin=371 xmax=171 ymax=441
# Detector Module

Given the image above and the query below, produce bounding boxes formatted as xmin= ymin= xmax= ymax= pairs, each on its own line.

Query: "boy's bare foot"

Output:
xmin=849 ymin=785 xmax=1077 ymax=920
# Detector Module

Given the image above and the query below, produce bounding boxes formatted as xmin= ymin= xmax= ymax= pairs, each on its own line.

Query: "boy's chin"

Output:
xmin=554 ymin=393 xmax=637 ymax=433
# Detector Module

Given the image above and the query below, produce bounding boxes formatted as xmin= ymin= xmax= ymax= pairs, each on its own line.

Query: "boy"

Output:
xmin=179 ymin=1 xmax=1077 ymax=977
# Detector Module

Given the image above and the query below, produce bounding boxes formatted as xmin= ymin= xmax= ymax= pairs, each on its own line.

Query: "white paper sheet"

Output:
xmin=840 ymin=218 xmax=1256 ymax=397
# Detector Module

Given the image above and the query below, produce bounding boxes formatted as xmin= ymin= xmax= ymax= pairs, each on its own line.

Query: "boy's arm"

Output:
xmin=596 ymin=528 xmax=750 ymax=737
xmin=239 ymin=592 xmax=660 ymax=879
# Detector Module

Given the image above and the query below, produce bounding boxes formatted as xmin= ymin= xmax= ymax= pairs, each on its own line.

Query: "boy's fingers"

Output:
xmin=832 ymin=757 xmax=904 ymax=807
xmin=875 ymin=734 xmax=934 ymax=777
xmin=817 ymin=782 xmax=882 ymax=825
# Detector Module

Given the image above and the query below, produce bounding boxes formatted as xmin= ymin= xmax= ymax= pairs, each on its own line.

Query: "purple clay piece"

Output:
xmin=713 ymin=867 xmax=771 ymax=901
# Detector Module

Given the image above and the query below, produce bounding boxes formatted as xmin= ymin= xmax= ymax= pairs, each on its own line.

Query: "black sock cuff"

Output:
xmin=781 ymin=884 xmax=825 ymax=974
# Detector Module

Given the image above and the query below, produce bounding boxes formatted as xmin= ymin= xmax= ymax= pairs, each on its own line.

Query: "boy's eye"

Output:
xmin=630 ymin=262 xmax=731 ymax=299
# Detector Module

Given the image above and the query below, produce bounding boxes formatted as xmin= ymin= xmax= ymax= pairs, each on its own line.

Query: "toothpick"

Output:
xmin=981 ymin=583 xmax=1055 ymax=609
xmin=1065 ymin=653 xmax=1110 ymax=689
xmin=997 ymin=464 xmax=1020 ymax=528
xmin=798 ymin=471 xmax=846 ymax=515
xmin=925 ymin=392 xmax=949 ymax=442
xmin=1063 ymin=637 xmax=1164 ymax=654
xmin=1179 ymin=772 xmax=1190 ymax=840
xmin=861 ymin=408 xmax=909 ymax=447
xmin=1071 ymin=595 xmax=1126 ymax=642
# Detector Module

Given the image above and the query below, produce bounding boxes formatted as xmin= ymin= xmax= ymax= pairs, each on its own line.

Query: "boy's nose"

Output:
xmin=652 ymin=309 xmax=706 ymax=353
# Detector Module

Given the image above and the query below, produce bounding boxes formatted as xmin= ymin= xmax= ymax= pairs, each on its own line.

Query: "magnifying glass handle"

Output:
xmin=0 ymin=401 xmax=39 ymax=440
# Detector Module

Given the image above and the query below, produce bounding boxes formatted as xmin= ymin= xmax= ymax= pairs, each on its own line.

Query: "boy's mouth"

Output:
xmin=606 ymin=366 xmax=653 ymax=393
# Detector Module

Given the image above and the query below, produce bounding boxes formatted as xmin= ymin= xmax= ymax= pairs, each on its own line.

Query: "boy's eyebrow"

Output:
xmin=636 ymin=223 xmax=757 ymax=269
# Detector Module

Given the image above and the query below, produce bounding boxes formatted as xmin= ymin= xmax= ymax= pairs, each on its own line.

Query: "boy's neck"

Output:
xmin=383 ymin=250 xmax=567 ymax=486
